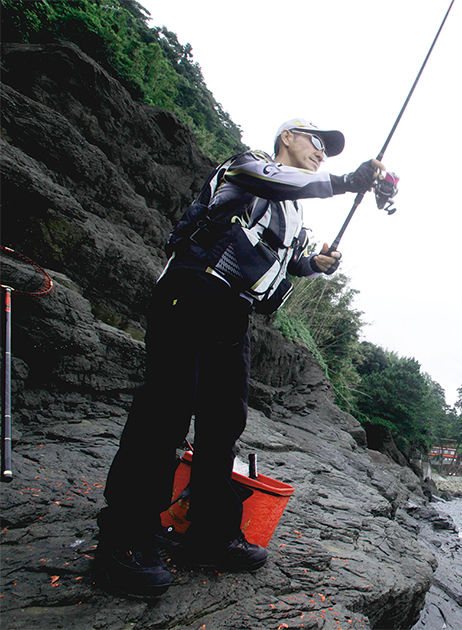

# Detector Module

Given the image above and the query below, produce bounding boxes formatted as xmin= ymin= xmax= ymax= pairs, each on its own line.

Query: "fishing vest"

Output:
xmin=165 ymin=153 xmax=308 ymax=311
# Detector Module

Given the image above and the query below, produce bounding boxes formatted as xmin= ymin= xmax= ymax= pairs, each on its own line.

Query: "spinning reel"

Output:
xmin=374 ymin=171 xmax=399 ymax=215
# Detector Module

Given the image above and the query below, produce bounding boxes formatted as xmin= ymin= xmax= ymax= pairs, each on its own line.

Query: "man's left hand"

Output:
xmin=312 ymin=243 xmax=342 ymax=274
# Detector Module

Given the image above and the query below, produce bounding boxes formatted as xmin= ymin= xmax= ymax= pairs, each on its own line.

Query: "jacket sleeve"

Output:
xmin=224 ymin=150 xmax=334 ymax=202
xmin=287 ymin=230 xmax=321 ymax=278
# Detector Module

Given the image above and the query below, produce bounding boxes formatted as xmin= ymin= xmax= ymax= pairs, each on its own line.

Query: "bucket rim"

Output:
xmin=180 ymin=451 xmax=294 ymax=497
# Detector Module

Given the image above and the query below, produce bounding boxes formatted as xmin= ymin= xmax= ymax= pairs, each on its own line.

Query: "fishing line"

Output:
xmin=330 ymin=0 xmax=456 ymax=251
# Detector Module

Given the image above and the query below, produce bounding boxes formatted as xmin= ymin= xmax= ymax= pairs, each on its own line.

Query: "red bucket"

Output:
xmin=160 ymin=451 xmax=294 ymax=548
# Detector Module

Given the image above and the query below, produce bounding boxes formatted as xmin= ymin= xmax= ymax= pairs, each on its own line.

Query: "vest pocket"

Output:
xmin=214 ymin=223 xmax=282 ymax=295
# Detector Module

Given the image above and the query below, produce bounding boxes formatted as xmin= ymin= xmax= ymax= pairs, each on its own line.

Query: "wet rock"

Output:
xmin=408 ymin=500 xmax=462 ymax=630
xmin=0 ymin=279 xmax=441 ymax=630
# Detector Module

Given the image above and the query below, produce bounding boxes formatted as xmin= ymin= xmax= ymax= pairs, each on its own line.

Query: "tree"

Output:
xmin=449 ymin=385 xmax=462 ymax=447
xmin=354 ymin=341 xmax=388 ymax=376
xmin=352 ymin=350 xmax=455 ymax=455
xmin=0 ymin=0 xmax=246 ymax=160
xmin=455 ymin=386 xmax=462 ymax=414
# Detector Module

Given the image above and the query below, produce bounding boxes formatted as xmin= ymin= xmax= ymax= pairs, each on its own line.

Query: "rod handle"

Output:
xmin=2 ymin=288 xmax=13 ymax=482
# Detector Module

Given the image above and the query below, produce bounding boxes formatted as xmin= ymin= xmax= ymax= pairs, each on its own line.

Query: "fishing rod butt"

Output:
xmin=1 ymin=470 xmax=13 ymax=483
xmin=1 ymin=430 xmax=13 ymax=483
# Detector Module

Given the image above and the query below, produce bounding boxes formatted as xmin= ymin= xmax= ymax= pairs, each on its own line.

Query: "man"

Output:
xmin=94 ymin=118 xmax=385 ymax=597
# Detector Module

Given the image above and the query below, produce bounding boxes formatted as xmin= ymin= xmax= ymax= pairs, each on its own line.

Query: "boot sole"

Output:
xmin=92 ymin=562 xmax=170 ymax=599
xmin=174 ymin=551 xmax=268 ymax=572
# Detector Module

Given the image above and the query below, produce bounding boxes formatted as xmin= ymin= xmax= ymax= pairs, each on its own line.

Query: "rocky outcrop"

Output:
xmin=408 ymin=502 xmax=462 ymax=630
xmin=1 ymin=41 xmax=460 ymax=629
xmin=1 ymin=41 xmax=213 ymax=332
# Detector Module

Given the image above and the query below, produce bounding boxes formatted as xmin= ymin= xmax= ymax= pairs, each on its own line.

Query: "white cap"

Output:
xmin=274 ymin=118 xmax=345 ymax=157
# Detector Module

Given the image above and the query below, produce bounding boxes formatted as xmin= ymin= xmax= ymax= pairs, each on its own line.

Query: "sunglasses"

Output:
xmin=290 ymin=130 xmax=328 ymax=161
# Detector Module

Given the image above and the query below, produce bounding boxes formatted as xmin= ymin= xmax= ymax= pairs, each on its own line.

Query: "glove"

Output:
xmin=331 ymin=159 xmax=378 ymax=195
xmin=310 ymin=244 xmax=342 ymax=275
xmin=323 ymin=253 xmax=341 ymax=275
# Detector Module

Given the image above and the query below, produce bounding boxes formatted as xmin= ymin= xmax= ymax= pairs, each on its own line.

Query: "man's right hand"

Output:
xmin=343 ymin=159 xmax=386 ymax=193
xmin=331 ymin=158 xmax=386 ymax=195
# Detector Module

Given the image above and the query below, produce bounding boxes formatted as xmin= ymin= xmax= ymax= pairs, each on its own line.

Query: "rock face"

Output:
xmin=1 ymin=41 xmax=214 ymax=331
xmin=0 ymin=42 xmax=460 ymax=629
xmin=407 ymin=502 xmax=462 ymax=630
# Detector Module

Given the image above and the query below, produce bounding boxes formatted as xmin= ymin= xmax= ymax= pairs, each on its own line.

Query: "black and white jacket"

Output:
xmin=165 ymin=150 xmax=336 ymax=311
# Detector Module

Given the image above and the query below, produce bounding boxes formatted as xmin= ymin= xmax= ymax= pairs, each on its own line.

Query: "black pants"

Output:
xmin=99 ymin=269 xmax=251 ymax=547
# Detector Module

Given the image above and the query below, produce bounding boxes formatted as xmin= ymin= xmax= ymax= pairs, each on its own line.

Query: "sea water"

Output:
xmin=410 ymin=495 xmax=462 ymax=630
xmin=433 ymin=496 xmax=462 ymax=537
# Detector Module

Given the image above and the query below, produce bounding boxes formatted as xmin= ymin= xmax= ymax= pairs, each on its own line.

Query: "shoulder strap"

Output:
xmin=197 ymin=154 xmax=241 ymax=206
xmin=165 ymin=154 xmax=242 ymax=257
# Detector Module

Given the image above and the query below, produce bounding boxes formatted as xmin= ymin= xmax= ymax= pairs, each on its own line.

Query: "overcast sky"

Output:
xmin=141 ymin=0 xmax=461 ymax=406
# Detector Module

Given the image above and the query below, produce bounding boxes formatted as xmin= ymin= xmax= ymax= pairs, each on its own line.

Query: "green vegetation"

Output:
xmin=275 ymin=269 xmax=364 ymax=411
xmin=276 ymin=267 xmax=461 ymax=456
xmin=0 ymin=0 xmax=247 ymax=161
xmin=353 ymin=348 xmax=459 ymax=454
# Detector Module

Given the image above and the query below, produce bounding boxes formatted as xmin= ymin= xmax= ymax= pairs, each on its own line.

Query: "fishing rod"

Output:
xmin=1 ymin=247 xmax=54 ymax=482
xmin=330 ymin=0 xmax=456 ymax=252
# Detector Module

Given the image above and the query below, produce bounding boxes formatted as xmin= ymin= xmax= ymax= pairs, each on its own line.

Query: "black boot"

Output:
xmin=93 ymin=541 xmax=171 ymax=597
xmin=179 ymin=531 xmax=268 ymax=571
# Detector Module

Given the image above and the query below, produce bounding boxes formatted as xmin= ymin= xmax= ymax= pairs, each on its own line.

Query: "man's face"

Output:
xmin=283 ymin=130 xmax=326 ymax=171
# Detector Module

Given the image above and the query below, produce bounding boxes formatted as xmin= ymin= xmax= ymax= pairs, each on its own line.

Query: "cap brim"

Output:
xmin=315 ymin=129 xmax=345 ymax=157
xmin=274 ymin=119 xmax=346 ymax=157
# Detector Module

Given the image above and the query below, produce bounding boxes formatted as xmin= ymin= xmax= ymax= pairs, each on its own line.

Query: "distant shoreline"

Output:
xmin=433 ymin=473 xmax=462 ymax=500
